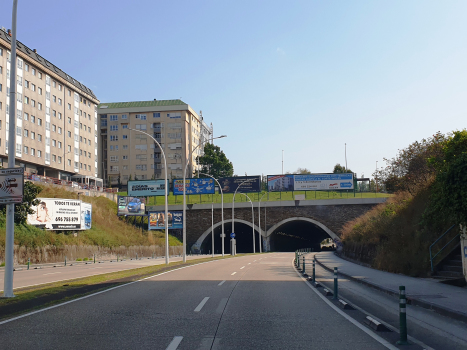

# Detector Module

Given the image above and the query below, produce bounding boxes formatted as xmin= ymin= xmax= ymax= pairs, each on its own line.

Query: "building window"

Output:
xmin=23 ymin=112 xmax=28 ymax=121
xmin=135 ymin=124 xmax=147 ymax=130
xmin=68 ymin=159 xmax=71 ymax=166
xmin=16 ymin=126 xmax=21 ymax=136
xmin=135 ymin=145 xmax=148 ymax=151
xmin=88 ymin=139 xmax=91 ymax=145
xmin=58 ymin=112 xmax=62 ymax=120
xmin=31 ymin=99 xmax=35 ymax=107
xmin=68 ymin=103 xmax=71 ymax=110
xmin=122 ymin=155 xmax=128 ymax=160
xmin=110 ymin=125 xmax=118 ymax=131
xmin=58 ymin=156 xmax=62 ymax=164
xmin=122 ymin=135 xmax=128 ymax=139
xmin=37 ymin=150 xmax=42 ymax=158
xmin=58 ymin=127 xmax=62 ymax=134
xmin=110 ymin=156 xmax=118 ymax=162
xmin=52 ymin=155 xmax=56 ymax=162
xmin=38 ymin=118 xmax=42 ymax=126
xmin=38 ymin=87 xmax=42 ymax=95
xmin=110 ymin=135 xmax=118 ymax=141
xmin=58 ymin=141 xmax=62 ymax=148
xmin=24 ymin=129 xmax=28 ymax=137
xmin=123 ymin=145 xmax=128 ymax=150
xmin=31 ymin=132 xmax=35 ymax=140
xmin=121 ymin=114 xmax=128 ymax=120
xmin=31 ymin=148 xmax=35 ymax=156
xmin=88 ymin=165 xmax=91 ymax=171
xmin=58 ymin=98 xmax=62 ymax=105
xmin=68 ymin=131 xmax=71 ymax=138
xmin=110 ymin=115 xmax=118 ymax=121
xmin=31 ymin=115 xmax=35 ymax=123
xmin=135 ymin=114 xmax=147 ymax=120
xmin=136 ymin=164 xmax=147 ymax=170
xmin=122 ymin=124 xmax=128 ymax=129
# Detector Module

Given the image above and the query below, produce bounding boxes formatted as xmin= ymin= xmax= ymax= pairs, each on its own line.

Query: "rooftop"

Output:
xmin=98 ymin=99 xmax=187 ymax=109
xmin=0 ymin=28 xmax=97 ymax=100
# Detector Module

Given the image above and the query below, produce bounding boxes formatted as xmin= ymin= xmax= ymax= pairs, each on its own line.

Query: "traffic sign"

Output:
xmin=0 ymin=167 xmax=24 ymax=204
xmin=230 ymin=232 xmax=236 ymax=239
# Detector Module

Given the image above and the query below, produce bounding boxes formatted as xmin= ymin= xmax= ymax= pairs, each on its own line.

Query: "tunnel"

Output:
xmin=199 ymin=221 xmax=261 ymax=254
xmin=268 ymin=219 xmax=332 ymax=252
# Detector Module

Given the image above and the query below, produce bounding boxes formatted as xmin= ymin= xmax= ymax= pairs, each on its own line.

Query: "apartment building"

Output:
xmin=0 ymin=28 xmax=100 ymax=184
xmin=98 ymin=99 xmax=213 ymax=187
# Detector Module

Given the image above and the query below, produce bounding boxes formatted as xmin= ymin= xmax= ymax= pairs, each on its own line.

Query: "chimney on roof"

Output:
xmin=7 ymin=29 xmax=11 ymax=36
xmin=33 ymin=49 xmax=37 ymax=53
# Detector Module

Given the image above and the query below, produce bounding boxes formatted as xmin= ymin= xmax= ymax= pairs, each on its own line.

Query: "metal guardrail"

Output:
xmin=429 ymin=224 xmax=458 ymax=272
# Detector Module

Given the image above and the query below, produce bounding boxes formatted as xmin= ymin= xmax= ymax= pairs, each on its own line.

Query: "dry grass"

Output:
xmin=340 ymin=186 xmax=452 ymax=276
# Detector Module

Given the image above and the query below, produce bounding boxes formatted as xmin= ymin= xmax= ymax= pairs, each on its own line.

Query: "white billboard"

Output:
xmin=28 ymin=198 xmax=92 ymax=230
xmin=268 ymin=173 xmax=354 ymax=191
xmin=0 ymin=167 xmax=24 ymax=204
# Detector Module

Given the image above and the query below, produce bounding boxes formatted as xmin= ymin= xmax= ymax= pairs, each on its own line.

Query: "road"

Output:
xmin=0 ymin=255 xmax=217 ymax=292
xmin=0 ymin=253 xmax=392 ymax=349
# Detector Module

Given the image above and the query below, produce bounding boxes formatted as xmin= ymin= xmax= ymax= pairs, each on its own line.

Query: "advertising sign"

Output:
xmin=218 ymin=176 xmax=261 ymax=193
xmin=127 ymin=180 xmax=168 ymax=197
xmin=81 ymin=202 xmax=92 ymax=230
xmin=148 ymin=211 xmax=183 ymax=230
xmin=268 ymin=173 xmax=354 ymax=191
xmin=28 ymin=198 xmax=82 ymax=230
xmin=117 ymin=196 xmax=146 ymax=216
xmin=173 ymin=178 xmax=215 ymax=195
xmin=0 ymin=167 xmax=24 ymax=204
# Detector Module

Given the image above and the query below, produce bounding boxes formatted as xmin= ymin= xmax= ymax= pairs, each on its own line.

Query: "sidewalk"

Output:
xmin=314 ymin=251 xmax=467 ymax=323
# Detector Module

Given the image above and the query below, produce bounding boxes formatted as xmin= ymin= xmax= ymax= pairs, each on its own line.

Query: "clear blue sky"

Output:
xmin=2 ymin=1 xmax=467 ymax=180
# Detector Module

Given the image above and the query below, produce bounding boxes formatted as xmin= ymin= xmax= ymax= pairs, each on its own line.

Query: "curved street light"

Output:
xmin=231 ymin=178 xmax=254 ymax=255
xmin=128 ymin=128 xmax=169 ymax=265
xmin=182 ymin=135 xmax=226 ymax=262
xmin=199 ymin=172 xmax=225 ymax=257
xmin=258 ymin=192 xmax=267 ymax=253
xmin=239 ymin=193 xmax=255 ymax=254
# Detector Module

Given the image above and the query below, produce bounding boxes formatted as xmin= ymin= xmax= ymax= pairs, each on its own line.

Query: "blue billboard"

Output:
xmin=173 ymin=178 xmax=215 ymax=195
xmin=148 ymin=211 xmax=183 ymax=230
xmin=128 ymin=180 xmax=168 ymax=197
xmin=268 ymin=173 xmax=354 ymax=191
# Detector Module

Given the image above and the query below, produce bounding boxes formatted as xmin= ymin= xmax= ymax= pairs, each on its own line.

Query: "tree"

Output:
xmin=197 ymin=143 xmax=233 ymax=178
xmin=333 ymin=164 xmax=353 ymax=174
xmin=286 ymin=167 xmax=312 ymax=174
xmin=0 ymin=181 xmax=42 ymax=224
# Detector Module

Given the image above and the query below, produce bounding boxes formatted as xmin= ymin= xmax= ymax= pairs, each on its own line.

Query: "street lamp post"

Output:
xmin=128 ymin=128 xmax=169 ymax=265
xmin=258 ymin=192 xmax=267 ymax=253
xmin=3 ymin=0 xmax=18 ymax=298
xmin=231 ymin=179 xmax=254 ymax=255
xmin=200 ymin=172 xmax=224 ymax=257
xmin=239 ymin=193 xmax=255 ymax=254
xmin=182 ymin=135 xmax=226 ymax=262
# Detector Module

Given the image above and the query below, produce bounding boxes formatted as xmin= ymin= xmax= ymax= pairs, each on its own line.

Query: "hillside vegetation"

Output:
xmin=341 ymin=131 xmax=467 ymax=276
xmin=0 ymin=184 xmax=181 ymax=249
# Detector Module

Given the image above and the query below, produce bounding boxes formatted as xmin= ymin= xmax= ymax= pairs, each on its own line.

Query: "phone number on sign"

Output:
xmin=55 ymin=217 xmax=79 ymax=222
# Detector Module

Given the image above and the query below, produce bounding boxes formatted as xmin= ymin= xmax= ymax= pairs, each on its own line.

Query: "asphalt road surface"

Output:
xmin=0 ymin=253 xmax=392 ymax=349
xmin=0 ymin=255 xmax=218 ymax=291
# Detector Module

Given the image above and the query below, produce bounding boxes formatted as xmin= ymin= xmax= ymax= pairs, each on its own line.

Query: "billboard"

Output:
xmin=127 ymin=180 xmax=168 ymax=197
xmin=148 ymin=211 xmax=183 ymax=230
xmin=117 ymin=196 xmax=146 ymax=216
xmin=0 ymin=167 xmax=24 ymax=204
xmin=268 ymin=173 xmax=354 ymax=191
xmin=218 ymin=176 xmax=261 ymax=193
xmin=173 ymin=178 xmax=215 ymax=195
xmin=81 ymin=202 xmax=92 ymax=230
xmin=28 ymin=198 xmax=82 ymax=230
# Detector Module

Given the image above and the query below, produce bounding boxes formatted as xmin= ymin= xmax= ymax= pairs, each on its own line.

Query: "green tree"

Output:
xmin=333 ymin=164 xmax=353 ymax=173
xmin=197 ymin=143 xmax=233 ymax=178
xmin=0 ymin=181 xmax=42 ymax=224
xmin=286 ymin=167 xmax=312 ymax=174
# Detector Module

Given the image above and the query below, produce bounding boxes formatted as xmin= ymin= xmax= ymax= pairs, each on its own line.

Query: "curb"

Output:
xmin=314 ymin=255 xmax=467 ymax=324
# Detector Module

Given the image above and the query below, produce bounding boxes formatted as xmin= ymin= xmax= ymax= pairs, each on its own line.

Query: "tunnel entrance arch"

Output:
xmin=193 ymin=219 xmax=264 ymax=254
xmin=266 ymin=217 xmax=340 ymax=252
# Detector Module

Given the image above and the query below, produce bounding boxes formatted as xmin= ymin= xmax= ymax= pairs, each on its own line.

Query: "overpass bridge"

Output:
xmin=147 ymin=197 xmax=387 ymax=253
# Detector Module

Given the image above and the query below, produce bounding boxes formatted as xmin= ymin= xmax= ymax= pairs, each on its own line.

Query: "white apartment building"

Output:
xmin=0 ymin=28 xmax=100 ymax=184
xmin=98 ymin=99 xmax=213 ymax=187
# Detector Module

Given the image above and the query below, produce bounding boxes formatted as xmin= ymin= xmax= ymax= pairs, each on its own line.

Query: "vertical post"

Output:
xmin=117 ymin=254 xmax=119 ymax=262
xmin=333 ymin=267 xmax=338 ymax=299
xmin=94 ymin=254 xmax=95 ymax=264
xmin=65 ymin=255 xmax=67 ymax=267
xmin=136 ymin=253 xmax=138 ymax=260
xmin=302 ymin=256 xmax=305 ymax=273
xmin=397 ymin=286 xmax=409 ymax=345
xmin=211 ymin=203 xmax=214 ymax=258
xmin=312 ymin=258 xmax=315 ymax=283
xmin=27 ymin=258 xmax=30 ymax=270
xmin=3 ymin=0 xmax=19 ymax=298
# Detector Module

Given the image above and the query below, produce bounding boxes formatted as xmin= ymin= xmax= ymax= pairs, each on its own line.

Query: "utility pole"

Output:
xmin=345 ymin=143 xmax=347 ymax=171
xmin=4 ymin=0 xmax=19 ymax=298
xmin=282 ymin=150 xmax=284 ymax=174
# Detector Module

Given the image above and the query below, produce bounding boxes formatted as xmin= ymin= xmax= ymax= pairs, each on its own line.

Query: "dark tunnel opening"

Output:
xmin=269 ymin=220 xmax=331 ymax=252
xmin=199 ymin=221 xmax=261 ymax=254
xmin=197 ymin=219 xmax=333 ymax=254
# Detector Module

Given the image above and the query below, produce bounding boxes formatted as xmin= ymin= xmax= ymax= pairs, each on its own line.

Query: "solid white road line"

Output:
xmin=292 ymin=259 xmax=399 ymax=350
xmin=194 ymin=297 xmax=210 ymax=312
xmin=240 ymin=266 xmax=245 ymax=269
xmin=166 ymin=336 xmax=183 ymax=350
xmin=218 ymin=280 xmax=226 ymax=286
xmin=231 ymin=272 xmax=237 ymax=275
xmin=43 ymin=272 xmax=62 ymax=276
xmin=0 ymin=258 xmax=228 ymax=325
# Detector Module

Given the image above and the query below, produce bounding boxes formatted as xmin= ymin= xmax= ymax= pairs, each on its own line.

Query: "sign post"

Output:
xmin=230 ymin=232 xmax=236 ymax=256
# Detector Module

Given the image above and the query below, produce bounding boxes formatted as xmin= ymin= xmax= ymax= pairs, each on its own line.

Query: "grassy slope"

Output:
xmin=340 ymin=187 xmax=453 ymax=276
xmin=0 ymin=183 xmax=181 ymax=249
